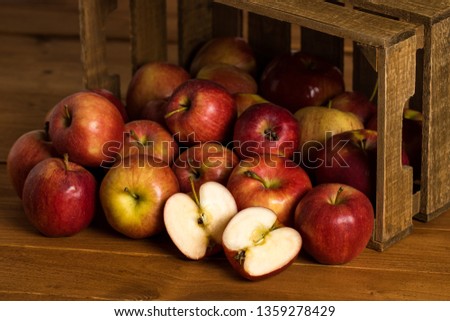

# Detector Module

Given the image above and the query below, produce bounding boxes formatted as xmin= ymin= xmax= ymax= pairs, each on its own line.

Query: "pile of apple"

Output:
xmin=7 ymin=36 xmax=422 ymax=281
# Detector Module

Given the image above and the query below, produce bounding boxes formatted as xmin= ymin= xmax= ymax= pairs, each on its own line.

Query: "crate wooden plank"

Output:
xmin=350 ymin=1 xmax=450 ymax=222
xmin=212 ymin=2 xmax=243 ymax=37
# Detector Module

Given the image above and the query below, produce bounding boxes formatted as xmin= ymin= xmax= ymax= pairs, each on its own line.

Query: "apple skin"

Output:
xmin=21 ymin=156 xmax=97 ymax=237
xmin=402 ymin=108 xmax=423 ymax=181
xmin=47 ymin=91 xmax=125 ymax=168
xmin=126 ymin=61 xmax=190 ymax=120
xmin=89 ymin=88 xmax=129 ymax=123
xmin=138 ymin=99 xmax=168 ymax=127
xmin=233 ymin=92 xmax=269 ymax=117
xmin=328 ymin=91 xmax=376 ymax=125
xmin=294 ymin=106 xmax=364 ymax=162
xmin=259 ymin=51 xmax=345 ymax=114
xmin=121 ymin=120 xmax=179 ymax=165
xmin=227 ymin=154 xmax=312 ymax=227
xmin=196 ymin=63 xmax=258 ymax=95
xmin=171 ymin=142 xmax=239 ymax=193
xmin=310 ymin=129 xmax=378 ymax=202
xmin=100 ymin=153 xmax=180 ymax=239
xmin=189 ymin=36 xmax=257 ymax=76
xmin=7 ymin=129 xmax=57 ymax=199
xmin=294 ymin=183 xmax=374 ymax=265
xmin=233 ymin=103 xmax=299 ymax=160
xmin=164 ymin=79 xmax=237 ymax=145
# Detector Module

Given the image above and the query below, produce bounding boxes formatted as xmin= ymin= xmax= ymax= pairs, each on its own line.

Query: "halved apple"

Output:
xmin=222 ymin=207 xmax=302 ymax=281
xmin=164 ymin=181 xmax=238 ymax=260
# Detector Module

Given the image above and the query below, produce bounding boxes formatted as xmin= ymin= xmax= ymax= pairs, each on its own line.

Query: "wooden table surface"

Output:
xmin=1 ymin=0 xmax=449 ymax=301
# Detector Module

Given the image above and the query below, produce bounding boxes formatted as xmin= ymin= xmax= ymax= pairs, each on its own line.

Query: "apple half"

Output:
xmin=164 ymin=181 xmax=238 ymax=260
xmin=222 ymin=207 xmax=302 ymax=281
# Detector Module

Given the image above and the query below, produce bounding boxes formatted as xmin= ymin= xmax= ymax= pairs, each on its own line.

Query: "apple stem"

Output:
xmin=189 ymin=176 xmax=201 ymax=207
xmin=64 ymin=104 xmax=72 ymax=126
xmin=164 ymin=106 xmax=188 ymax=119
xmin=124 ymin=187 xmax=139 ymax=200
xmin=244 ymin=170 xmax=268 ymax=189
xmin=327 ymin=99 xmax=333 ymax=109
xmin=332 ymin=186 xmax=344 ymax=205
xmin=369 ymin=80 xmax=378 ymax=102
xmin=129 ymin=129 xmax=144 ymax=146
xmin=63 ymin=153 xmax=70 ymax=171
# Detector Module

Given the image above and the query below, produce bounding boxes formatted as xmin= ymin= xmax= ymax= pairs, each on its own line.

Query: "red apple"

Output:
xmin=171 ymin=142 xmax=239 ymax=193
xmin=233 ymin=102 xmax=299 ymax=160
xmin=294 ymin=183 xmax=374 ymax=265
xmin=47 ymin=91 xmax=125 ymax=168
xmin=164 ymin=79 xmax=237 ymax=145
xmin=121 ymin=120 xmax=179 ymax=165
xmin=100 ymin=153 xmax=180 ymax=239
xmin=222 ymin=206 xmax=302 ymax=281
xmin=125 ymin=61 xmax=190 ymax=120
xmin=89 ymin=88 xmax=129 ymax=122
xmin=260 ymin=51 xmax=345 ymax=113
xmin=189 ymin=36 xmax=257 ymax=76
xmin=328 ymin=91 xmax=376 ymax=125
xmin=196 ymin=63 xmax=258 ymax=94
xmin=7 ymin=128 xmax=57 ymax=199
xmin=233 ymin=92 xmax=269 ymax=117
xmin=227 ymin=154 xmax=312 ymax=227
xmin=138 ymin=99 xmax=168 ymax=127
xmin=21 ymin=155 xmax=97 ymax=237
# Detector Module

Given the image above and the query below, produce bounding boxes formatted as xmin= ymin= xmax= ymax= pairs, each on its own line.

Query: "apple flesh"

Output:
xmin=294 ymin=183 xmax=374 ymax=265
xmin=222 ymin=206 xmax=302 ymax=281
xmin=21 ymin=155 xmax=97 ymax=237
xmin=100 ymin=153 xmax=180 ymax=239
xmin=196 ymin=63 xmax=258 ymax=94
xmin=189 ymin=37 xmax=257 ymax=76
xmin=7 ymin=129 xmax=57 ymax=199
xmin=164 ymin=181 xmax=238 ymax=260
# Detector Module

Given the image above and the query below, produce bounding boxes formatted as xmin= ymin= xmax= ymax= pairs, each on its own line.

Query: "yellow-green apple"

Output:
xmin=138 ymin=99 xmax=168 ymax=127
xmin=294 ymin=183 xmax=374 ymax=265
xmin=233 ymin=103 xmax=299 ymax=160
xmin=89 ymin=88 xmax=129 ymax=122
xmin=328 ymin=91 xmax=376 ymax=125
xmin=21 ymin=154 xmax=97 ymax=237
xmin=294 ymin=106 xmax=363 ymax=161
xmin=172 ymin=142 xmax=239 ymax=193
xmin=402 ymin=108 xmax=423 ymax=181
xmin=189 ymin=36 xmax=257 ymax=76
xmin=126 ymin=61 xmax=190 ymax=120
xmin=47 ymin=91 xmax=125 ymax=168
xmin=260 ymin=51 xmax=345 ymax=113
xmin=227 ymin=154 xmax=312 ymax=227
xmin=233 ymin=92 xmax=268 ymax=117
xmin=164 ymin=79 xmax=237 ymax=145
xmin=120 ymin=120 xmax=179 ymax=165
xmin=164 ymin=181 xmax=238 ymax=260
xmin=100 ymin=153 xmax=179 ymax=239
xmin=7 ymin=128 xmax=57 ymax=199
xmin=222 ymin=206 xmax=302 ymax=281
xmin=196 ymin=63 xmax=258 ymax=94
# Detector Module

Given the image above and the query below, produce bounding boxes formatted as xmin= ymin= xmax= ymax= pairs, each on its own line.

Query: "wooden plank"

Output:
xmin=212 ymin=2 xmax=243 ymax=37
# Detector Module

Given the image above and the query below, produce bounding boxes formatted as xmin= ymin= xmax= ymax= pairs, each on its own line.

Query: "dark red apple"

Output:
xmin=89 ymin=88 xmax=129 ymax=122
xmin=328 ymin=91 xmax=377 ymax=125
xmin=138 ymin=99 xmax=168 ymax=127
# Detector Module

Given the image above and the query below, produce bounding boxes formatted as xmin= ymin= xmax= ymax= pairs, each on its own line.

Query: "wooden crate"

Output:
xmin=78 ymin=0 xmax=423 ymax=251
xmin=349 ymin=0 xmax=450 ymax=222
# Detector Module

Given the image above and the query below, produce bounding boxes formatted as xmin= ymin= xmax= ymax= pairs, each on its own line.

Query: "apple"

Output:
xmin=196 ymin=63 xmax=258 ymax=95
xmin=47 ymin=91 xmax=125 ymax=168
xmin=7 ymin=128 xmax=57 ymax=199
xmin=89 ymin=88 xmax=129 ymax=122
xmin=328 ymin=91 xmax=376 ymax=125
xmin=227 ymin=154 xmax=312 ymax=227
xmin=189 ymin=36 xmax=257 ymax=76
xmin=138 ymin=99 xmax=168 ymax=127
xmin=164 ymin=181 xmax=238 ymax=260
xmin=164 ymin=79 xmax=237 ymax=145
xmin=310 ymin=129 xmax=378 ymax=202
xmin=233 ymin=102 xmax=299 ymax=160
xmin=402 ymin=108 xmax=423 ymax=181
xmin=294 ymin=183 xmax=374 ymax=265
xmin=125 ymin=61 xmax=190 ymax=120
xmin=222 ymin=206 xmax=302 ymax=281
xmin=100 ymin=153 xmax=180 ymax=239
xmin=259 ymin=51 xmax=345 ymax=114
xmin=121 ymin=119 xmax=179 ymax=165
xmin=233 ymin=92 xmax=269 ymax=117
xmin=171 ymin=142 xmax=239 ymax=193
xmin=366 ymin=113 xmax=377 ymax=131
xmin=21 ymin=154 xmax=97 ymax=237
xmin=294 ymin=106 xmax=364 ymax=163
